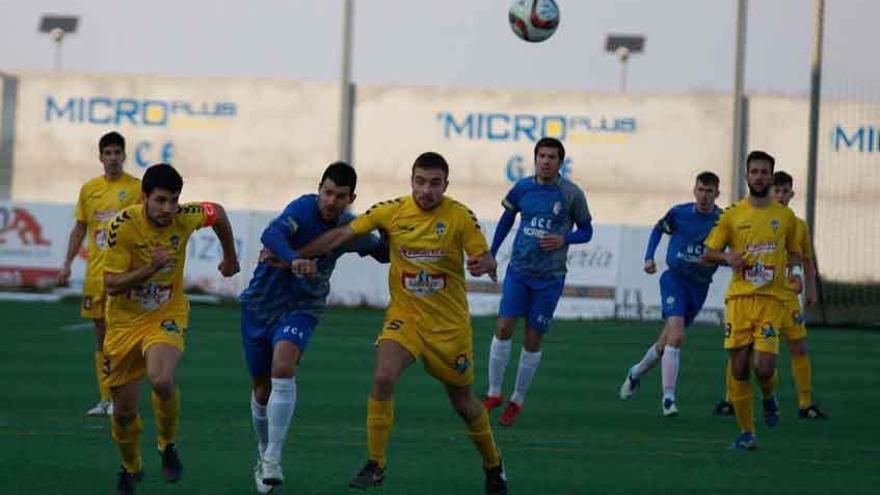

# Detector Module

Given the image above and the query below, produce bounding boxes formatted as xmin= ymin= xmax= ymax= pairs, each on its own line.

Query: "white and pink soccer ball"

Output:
xmin=508 ymin=0 xmax=560 ymax=43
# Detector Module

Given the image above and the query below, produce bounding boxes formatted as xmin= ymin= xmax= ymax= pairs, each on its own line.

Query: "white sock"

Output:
xmin=661 ymin=345 xmax=680 ymax=401
xmin=487 ymin=336 xmax=512 ymax=397
xmin=510 ymin=349 xmax=542 ymax=406
xmin=251 ymin=392 xmax=268 ymax=457
xmin=264 ymin=377 xmax=296 ymax=463
xmin=630 ymin=344 xmax=660 ymax=380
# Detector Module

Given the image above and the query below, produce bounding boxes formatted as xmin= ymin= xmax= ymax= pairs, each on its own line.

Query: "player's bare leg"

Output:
xmin=86 ymin=318 xmax=114 ymax=416
xmin=110 ymin=380 xmax=144 ymax=495
xmin=485 ymin=317 xmax=516 ymax=410
xmin=500 ymin=327 xmax=542 ymax=426
xmin=446 ymin=384 xmax=507 ymax=495
xmin=146 ymin=343 xmax=183 ymax=483
xmin=350 ymin=340 xmax=413 ymax=489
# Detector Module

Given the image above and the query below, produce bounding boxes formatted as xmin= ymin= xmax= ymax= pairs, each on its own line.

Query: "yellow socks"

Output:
xmin=758 ymin=369 xmax=778 ymax=400
xmin=466 ymin=409 xmax=502 ymax=469
xmin=111 ymin=414 xmax=143 ymax=474
xmin=791 ymin=353 xmax=813 ymax=409
xmin=728 ymin=378 xmax=754 ymax=433
xmin=151 ymin=388 xmax=180 ymax=451
xmin=367 ymin=398 xmax=394 ymax=469
xmin=95 ymin=351 xmax=111 ymax=401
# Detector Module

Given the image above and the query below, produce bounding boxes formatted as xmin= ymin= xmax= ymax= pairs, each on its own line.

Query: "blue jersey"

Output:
xmin=239 ymin=194 xmax=388 ymax=323
xmin=644 ymin=202 xmax=721 ymax=285
xmin=501 ymin=176 xmax=592 ymax=278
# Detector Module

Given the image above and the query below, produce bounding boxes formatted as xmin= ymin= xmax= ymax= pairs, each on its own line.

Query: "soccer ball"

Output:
xmin=508 ymin=0 xmax=560 ymax=43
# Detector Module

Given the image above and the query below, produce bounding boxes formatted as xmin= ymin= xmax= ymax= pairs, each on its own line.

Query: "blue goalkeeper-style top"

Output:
xmin=239 ymin=194 xmax=389 ymax=323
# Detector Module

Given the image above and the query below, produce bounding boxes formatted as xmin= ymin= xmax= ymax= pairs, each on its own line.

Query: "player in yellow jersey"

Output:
xmin=58 ymin=131 xmax=142 ymax=417
xmin=298 ymin=152 xmax=507 ymax=494
xmin=102 ymin=163 xmax=239 ymax=495
xmin=703 ymin=151 xmax=801 ymax=450
xmin=771 ymin=171 xmax=827 ymax=419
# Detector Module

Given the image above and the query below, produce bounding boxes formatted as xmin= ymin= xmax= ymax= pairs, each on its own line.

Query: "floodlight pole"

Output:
xmin=805 ymin=0 xmax=825 ymax=242
xmin=617 ymin=47 xmax=630 ymax=93
xmin=731 ymin=0 xmax=748 ymax=201
xmin=338 ymin=0 xmax=354 ymax=165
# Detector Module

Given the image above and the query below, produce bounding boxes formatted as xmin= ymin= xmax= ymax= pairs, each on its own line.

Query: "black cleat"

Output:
xmin=485 ymin=460 xmax=508 ymax=495
xmin=160 ymin=443 xmax=183 ymax=483
xmin=115 ymin=466 xmax=143 ymax=495
xmin=799 ymin=405 xmax=829 ymax=420
xmin=713 ymin=400 xmax=734 ymax=416
xmin=349 ymin=460 xmax=385 ymax=489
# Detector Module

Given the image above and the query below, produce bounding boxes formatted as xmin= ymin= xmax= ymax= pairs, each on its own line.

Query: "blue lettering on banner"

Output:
xmin=45 ymin=95 xmax=237 ymax=127
xmin=833 ymin=125 xmax=880 ymax=153
xmin=437 ymin=111 xmax=637 ymax=142
xmin=506 ymin=154 xmax=572 ymax=183
xmin=135 ymin=140 xmax=175 ymax=168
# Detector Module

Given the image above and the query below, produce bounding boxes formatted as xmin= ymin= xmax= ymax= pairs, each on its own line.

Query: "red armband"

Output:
xmin=201 ymin=202 xmax=218 ymax=227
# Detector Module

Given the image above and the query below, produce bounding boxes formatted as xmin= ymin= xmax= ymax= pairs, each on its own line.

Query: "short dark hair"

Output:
xmin=534 ymin=137 xmax=565 ymax=161
xmin=696 ymin=171 xmax=720 ymax=188
xmin=412 ymin=151 xmax=449 ymax=179
xmin=320 ymin=161 xmax=357 ymax=194
xmin=746 ymin=150 xmax=775 ymax=170
xmin=99 ymin=131 xmax=125 ymax=153
xmin=773 ymin=171 xmax=794 ymax=187
xmin=142 ymin=163 xmax=183 ymax=196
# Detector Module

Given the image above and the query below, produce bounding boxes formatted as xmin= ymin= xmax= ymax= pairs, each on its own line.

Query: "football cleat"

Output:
xmin=86 ymin=400 xmax=113 ymax=417
xmin=619 ymin=371 xmax=640 ymax=400
xmin=260 ymin=458 xmax=284 ymax=486
xmin=798 ymin=405 xmax=829 ymax=420
xmin=498 ymin=402 xmax=522 ymax=427
xmin=115 ymin=466 xmax=143 ymax=495
xmin=160 ymin=444 xmax=183 ymax=483
xmin=662 ymin=397 xmax=678 ymax=417
xmin=482 ymin=395 xmax=504 ymax=412
xmin=713 ymin=400 xmax=734 ymax=416
xmin=730 ymin=431 xmax=757 ymax=451
xmin=762 ymin=396 xmax=780 ymax=428
xmin=484 ymin=460 xmax=508 ymax=495
xmin=253 ymin=459 xmax=274 ymax=494
xmin=349 ymin=460 xmax=385 ymax=489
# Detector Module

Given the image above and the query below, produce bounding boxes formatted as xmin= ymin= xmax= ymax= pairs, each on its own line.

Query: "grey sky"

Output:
xmin=0 ymin=0 xmax=877 ymax=96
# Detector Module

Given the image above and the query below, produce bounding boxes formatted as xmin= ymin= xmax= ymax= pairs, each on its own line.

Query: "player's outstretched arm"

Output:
xmin=58 ymin=220 xmax=87 ymax=286
xmin=208 ymin=203 xmax=240 ymax=277
xmin=298 ymin=225 xmax=357 ymax=258
xmin=104 ymin=247 xmax=174 ymax=296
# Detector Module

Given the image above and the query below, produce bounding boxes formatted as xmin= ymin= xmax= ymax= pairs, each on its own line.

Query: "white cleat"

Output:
xmin=662 ymin=397 xmax=679 ymax=417
xmin=619 ymin=371 xmax=640 ymax=401
xmin=253 ymin=459 xmax=274 ymax=494
xmin=260 ymin=458 xmax=284 ymax=487
xmin=85 ymin=400 xmax=113 ymax=417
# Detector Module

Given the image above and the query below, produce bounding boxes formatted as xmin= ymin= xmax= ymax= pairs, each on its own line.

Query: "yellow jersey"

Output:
xmin=704 ymin=198 xmax=800 ymax=301
xmin=75 ymin=173 xmax=141 ymax=282
xmin=103 ymin=202 xmax=217 ymax=332
xmin=349 ymin=195 xmax=489 ymax=331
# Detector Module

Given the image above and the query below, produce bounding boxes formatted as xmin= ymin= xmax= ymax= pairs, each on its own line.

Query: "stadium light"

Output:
xmin=38 ymin=15 xmax=79 ymax=71
xmin=605 ymin=35 xmax=645 ymax=93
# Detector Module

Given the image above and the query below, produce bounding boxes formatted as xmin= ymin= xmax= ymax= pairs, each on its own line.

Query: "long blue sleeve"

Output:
xmin=261 ymin=219 xmax=298 ymax=265
xmin=644 ymin=223 xmax=664 ymax=261
xmin=490 ymin=209 xmax=517 ymax=257
xmin=564 ymin=219 xmax=593 ymax=245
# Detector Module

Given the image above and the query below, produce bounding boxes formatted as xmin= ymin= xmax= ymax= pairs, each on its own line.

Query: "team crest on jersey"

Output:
xmin=665 ymin=296 xmax=676 ymax=306
xmin=453 ymin=354 xmax=470 ymax=374
xmin=160 ymin=319 xmax=180 ymax=333
xmin=118 ymin=190 xmax=127 ymax=202
xmin=770 ymin=219 xmax=780 ymax=232
xmin=553 ymin=201 xmax=562 ymax=216
xmin=169 ymin=235 xmax=181 ymax=250
xmin=761 ymin=323 xmax=777 ymax=341
xmin=435 ymin=222 xmax=446 ymax=238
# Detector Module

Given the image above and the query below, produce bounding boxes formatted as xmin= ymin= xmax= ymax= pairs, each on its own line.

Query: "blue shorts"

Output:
xmin=659 ymin=270 xmax=710 ymax=327
xmin=241 ymin=308 xmax=318 ymax=377
xmin=498 ymin=266 xmax=565 ymax=334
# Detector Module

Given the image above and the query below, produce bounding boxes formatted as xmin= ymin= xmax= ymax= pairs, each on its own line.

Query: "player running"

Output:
xmin=239 ymin=162 xmax=389 ymax=493
xmin=619 ymin=171 xmax=722 ymax=416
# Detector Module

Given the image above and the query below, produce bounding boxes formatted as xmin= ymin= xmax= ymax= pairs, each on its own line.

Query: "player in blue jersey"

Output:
xmin=482 ymin=137 xmax=593 ymax=427
xmin=619 ymin=171 xmax=722 ymax=416
xmin=238 ymin=162 xmax=388 ymax=493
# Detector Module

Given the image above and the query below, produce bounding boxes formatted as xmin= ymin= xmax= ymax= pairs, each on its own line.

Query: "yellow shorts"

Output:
xmin=103 ymin=317 xmax=187 ymax=388
xmin=723 ymin=295 xmax=783 ymax=355
xmin=378 ymin=310 xmax=474 ymax=387
xmin=779 ymin=298 xmax=807 ymax=342
xmin=80 ymin=276 xmax=105 ymax=320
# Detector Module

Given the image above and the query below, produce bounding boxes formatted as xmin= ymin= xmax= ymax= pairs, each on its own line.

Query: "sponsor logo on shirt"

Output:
xmin=94 ymin=209 xmax=119 ymax=222
xmin=402 ymin=269 xmax=447 ymax=296
xmin=745 ymin=242 xmax=777 ymax=255
xmin=129 ymin=282 xmax=173 ymax=310
xmin=399 ymin=247 xmax=445 ymax=262
xmin=744 ymin=262 xmax=775 ymax=287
